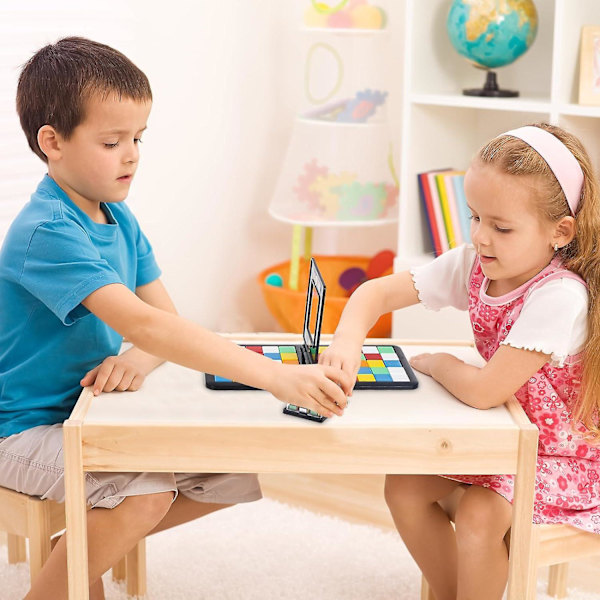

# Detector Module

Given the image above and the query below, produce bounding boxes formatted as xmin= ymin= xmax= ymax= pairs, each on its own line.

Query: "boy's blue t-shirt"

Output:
xmin=0 ymin=175 xmax=161 ymax=437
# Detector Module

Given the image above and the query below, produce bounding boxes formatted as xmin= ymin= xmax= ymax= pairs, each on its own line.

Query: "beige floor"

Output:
xmin=260 ymin=473 xmax=600 ymax=596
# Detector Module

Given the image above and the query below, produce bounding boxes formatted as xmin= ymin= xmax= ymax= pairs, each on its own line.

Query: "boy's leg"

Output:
xmin=0 ymin=428 xmax=261 ymax=598
xmin=51 ymin=535 xmax=105 ymax=600
xmin=147 ymin=471 xmax=262 ymax=535
xmin=25 ymin=491 xmax=173 ymax=600
xmin=384 ymin=474 xmax=462 ymax=600
xmin=149 ymin=494 xmax=231 ymax=534
xmin=454 ymin=485 xmax=512 ymax=600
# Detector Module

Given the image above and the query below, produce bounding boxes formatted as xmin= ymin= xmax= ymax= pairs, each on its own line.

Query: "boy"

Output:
xmin=0 ymin=37 xmax=351 ymax=600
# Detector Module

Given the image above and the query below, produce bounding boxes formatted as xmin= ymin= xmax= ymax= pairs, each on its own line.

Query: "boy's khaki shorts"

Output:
xmin=0 ymin=423 xmax=261 ymax=509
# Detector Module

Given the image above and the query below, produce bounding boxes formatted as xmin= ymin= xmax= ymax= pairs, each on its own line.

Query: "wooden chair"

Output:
xmin=0 ymin=485 xmax=146 ymax=597
xmin=420 ymin=523 xmax=600 ymax=599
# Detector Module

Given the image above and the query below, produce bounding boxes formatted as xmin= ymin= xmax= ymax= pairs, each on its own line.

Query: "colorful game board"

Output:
xmin=208 ymin=343 xmax=416 ymax=389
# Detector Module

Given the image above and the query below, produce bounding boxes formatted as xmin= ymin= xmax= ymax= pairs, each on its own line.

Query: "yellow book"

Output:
xmin=434 ymin=172 xmax=456 ymax=249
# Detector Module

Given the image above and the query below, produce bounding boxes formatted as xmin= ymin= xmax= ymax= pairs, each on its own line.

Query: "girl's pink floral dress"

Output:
xmin=448 ymin=256 xmax=600 ymax=534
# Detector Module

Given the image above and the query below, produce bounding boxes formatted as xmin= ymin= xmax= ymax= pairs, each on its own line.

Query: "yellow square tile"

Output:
xmin=357 ymin=374 xmax=376 ymax=382
xmin=367 ymin=360 xmax=384 ymax=368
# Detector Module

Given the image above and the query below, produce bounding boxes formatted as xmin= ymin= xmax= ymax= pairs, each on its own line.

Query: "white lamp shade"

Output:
xmin=300 ymin=29 xmax=390 ymax=123
xmin=270 ymin=20 xmax=397 ymax=227
xmin=269 ymin=120 xmax=398 ymax=226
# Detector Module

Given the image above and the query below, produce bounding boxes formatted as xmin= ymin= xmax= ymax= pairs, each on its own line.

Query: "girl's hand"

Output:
xmin=318 ymin=339 xmax=362 ymax=396
xmin=80 ymin=349 xmax=162 ymax=395
xmin=409 ymin=352 xmax=454 ymax=377
xmin=268 ymin=363 xmax=351 ymax=418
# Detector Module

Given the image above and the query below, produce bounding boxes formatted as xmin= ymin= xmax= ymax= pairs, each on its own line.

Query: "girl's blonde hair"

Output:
xmin=478 ymin=123 xmax=600 ymax=438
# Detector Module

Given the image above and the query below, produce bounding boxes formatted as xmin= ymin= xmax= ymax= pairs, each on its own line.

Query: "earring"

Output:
xmin=554 ymin=243 xmax=559 ymax=252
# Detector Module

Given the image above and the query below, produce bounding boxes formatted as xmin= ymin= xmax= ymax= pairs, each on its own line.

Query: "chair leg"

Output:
xmin=126 ymin=538 xmax=147 ymax=598
xmin=26 ymin=498 xmax=52 ymax=582
xmin=421 ymin=574 xmax=436 ymax=600
xmin=112 ymin=556 xmax=127 ymax=583
xmin=547 ymin=563 xmax=569 ymax=598
xmin=7 ymin=534 xmax=27 ymax=564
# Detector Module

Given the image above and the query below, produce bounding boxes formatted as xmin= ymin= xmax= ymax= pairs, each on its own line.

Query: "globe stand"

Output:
xmin=463 ymin=70 xmax=518 ymax=97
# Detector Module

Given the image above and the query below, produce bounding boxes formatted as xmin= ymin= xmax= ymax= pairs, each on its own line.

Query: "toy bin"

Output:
xmin=259 ymin=255 xmax=391 ymax=336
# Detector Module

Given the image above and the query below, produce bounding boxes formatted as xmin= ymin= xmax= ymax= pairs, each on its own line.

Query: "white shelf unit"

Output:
xmin=393 ymin=0 xmax=600 ymax=339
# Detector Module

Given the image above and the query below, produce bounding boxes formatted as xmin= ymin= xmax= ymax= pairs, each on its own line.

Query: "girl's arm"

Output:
xmin=319 ymin=271 xmax=420 ymax=388
xmin=410 ymin=344 xmax=550 ymax=409
xmin=82 ymin=283 xmax=350 ymax=417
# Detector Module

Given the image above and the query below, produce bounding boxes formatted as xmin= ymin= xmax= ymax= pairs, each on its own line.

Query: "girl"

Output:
xmin=320 ymin=123 xmax=600 ymax=600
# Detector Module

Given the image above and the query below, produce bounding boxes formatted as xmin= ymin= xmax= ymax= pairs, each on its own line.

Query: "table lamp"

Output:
xmin=269 ymin=1 xmax=397 ymax=291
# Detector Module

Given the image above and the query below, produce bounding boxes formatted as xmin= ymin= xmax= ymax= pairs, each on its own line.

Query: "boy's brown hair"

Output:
xmin=16 ymin=36 xmax=152 ymax=162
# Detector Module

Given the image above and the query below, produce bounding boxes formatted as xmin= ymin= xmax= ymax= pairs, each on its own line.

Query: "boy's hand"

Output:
xmin=80 ymin=348 xmax=163 ymax=395
xmin=318 ymin=339 xmax=362 ymax=396
xmin=267 ymin=363 xmax=351 ymax=418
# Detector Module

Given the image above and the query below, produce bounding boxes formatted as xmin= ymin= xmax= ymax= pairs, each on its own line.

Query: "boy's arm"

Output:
xmin=319 ymin=271 xmax=420 ymax=388
xmin=125 ymin=279 xmax=179 ymax=371
xmin=80 ymin=279 xmax=178 ymax=392
xmin=136 ymin=278 xmax=178 ymax=313
xmin=410 ymin=344 xmax=549 ymax=409
xmin=82 ymin=283 xmax=350 ymax=416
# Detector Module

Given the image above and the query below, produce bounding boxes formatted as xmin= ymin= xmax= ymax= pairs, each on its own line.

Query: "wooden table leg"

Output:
xmin=63 ymin=421 xmax=89 ymax=600
xmin=507 ymin=423 xmax=539 ymax=600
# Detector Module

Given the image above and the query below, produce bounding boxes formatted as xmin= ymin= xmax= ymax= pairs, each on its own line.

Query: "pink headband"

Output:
xmin=500 ymin=126 xmax=584 ymax=215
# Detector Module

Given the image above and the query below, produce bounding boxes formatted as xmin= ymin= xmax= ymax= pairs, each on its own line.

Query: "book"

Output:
xmin=423 ymin=170 xmax=451 ymax=255
xmin=434 ymin=173 xmax=457 ymax=249
xmin=418 ymin=168 xmax=472 ymax=255
xmin=451 ymin=173 xmax=471 ymax=243
xmin=417 ymin=172 xmax=444 ymax=257
xmin=443 ymin=172 xmax=464 ymax=247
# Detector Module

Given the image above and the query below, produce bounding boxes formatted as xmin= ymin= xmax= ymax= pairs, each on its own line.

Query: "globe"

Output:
xmin=446 ymin=0 xmax=538 ymax=97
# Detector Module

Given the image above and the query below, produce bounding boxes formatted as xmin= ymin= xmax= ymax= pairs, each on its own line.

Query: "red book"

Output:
xmin=417 ymin=171 xmax=449 ymax=257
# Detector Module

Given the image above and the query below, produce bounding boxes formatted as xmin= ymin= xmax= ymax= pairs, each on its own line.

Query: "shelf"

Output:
xmin=392 ymin=0 xmax=600 ymax=339
xmin=557 ymin=104 xmax=600 ymax=118
xmin=410 ymin=93 xmax=552 ymax=115
xmin=299 ymin=27 xmax=389 ymax=37
xmin=295 ymin=117 xmax=389 ymax=128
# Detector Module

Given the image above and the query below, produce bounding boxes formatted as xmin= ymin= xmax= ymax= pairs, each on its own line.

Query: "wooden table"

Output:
xmin=63 ymin=336 xmax=539 ymax=599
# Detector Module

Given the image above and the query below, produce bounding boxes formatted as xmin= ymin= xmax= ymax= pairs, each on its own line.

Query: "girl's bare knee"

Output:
xmin=455 ymin=487 xmax=511 ymax=546
xmin=384 ymin=474 xmax=414 ymax=508
xmin=384 ymin=474 xmax=459 ymax=510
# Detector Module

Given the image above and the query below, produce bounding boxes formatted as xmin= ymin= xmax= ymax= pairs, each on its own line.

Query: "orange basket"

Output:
xmin=258 ymin=255 xmax=392 ymax=336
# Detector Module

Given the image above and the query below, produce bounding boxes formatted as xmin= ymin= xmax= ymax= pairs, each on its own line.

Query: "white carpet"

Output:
xmin=2 ymin=498 xmax=599 ymax=599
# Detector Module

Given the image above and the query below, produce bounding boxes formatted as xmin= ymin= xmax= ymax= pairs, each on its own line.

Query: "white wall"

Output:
xmin=129 ymin=1 xmax=400 ymax=332
xmin=1 ymin=1 xmax=400 ymax=332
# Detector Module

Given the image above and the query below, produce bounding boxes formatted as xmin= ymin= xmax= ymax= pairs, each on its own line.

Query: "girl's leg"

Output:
xmin=89 ymin=577 xmax=104 ymax=600
xmin=25 ymin=491 xmax=174 ymax=600
xmin=384 ymin=475 xmax=462 ymax=600
xmin=454 ymin=485 xmax=512 ymax=600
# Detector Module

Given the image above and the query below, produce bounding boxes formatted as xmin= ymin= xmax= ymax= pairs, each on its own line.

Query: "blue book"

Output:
xmin=452 ymin=173 xmax=471 ymax=243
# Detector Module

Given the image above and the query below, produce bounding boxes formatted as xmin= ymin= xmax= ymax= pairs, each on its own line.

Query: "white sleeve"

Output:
xmin=501 ymin=278 xmax=588 ymax=367
xmin=410 ymin=244 xmax=476 ymax=311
